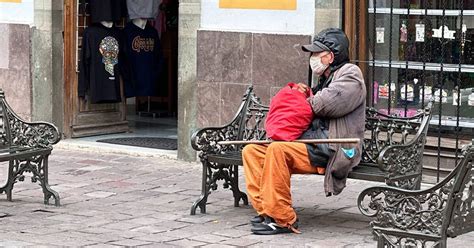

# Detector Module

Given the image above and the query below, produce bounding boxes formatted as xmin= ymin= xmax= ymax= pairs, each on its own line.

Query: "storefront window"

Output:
xmin=366 ymin=0 xmax=474 ymax=136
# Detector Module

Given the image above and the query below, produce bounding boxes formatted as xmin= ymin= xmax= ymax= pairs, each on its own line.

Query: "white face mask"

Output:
xmin=310 ymin=54 xmax=330 ymax=75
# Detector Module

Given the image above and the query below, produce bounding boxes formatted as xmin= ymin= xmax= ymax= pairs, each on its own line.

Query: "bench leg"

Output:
xmin=191 ymin=161 xmax=249 ymax=215
xmin=0 ymin=155 xmax=59 ymax=206
xmin=229 ymin=165 xmax=248 ymax=207
xmin=39 ymin=155 xmax=60 ymax=206
xmin=191 ymin=160 xmax=211 ymax=215
xmin=0 ymin=160 xmax=16 ymax=201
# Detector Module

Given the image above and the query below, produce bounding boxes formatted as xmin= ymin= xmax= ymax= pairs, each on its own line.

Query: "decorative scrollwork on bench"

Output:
xmin=6 ymin=105 xmax=60 ymax=148
xmin=359 ymin=182 xmax=454 ymax=235
xmin=193 ymin=125 xmax=241 ymax=157
xmin=0 ymin=89 xmax=61 ymax=206
xmin=379 ymin=134 xmax=426 ymax=178
xmin=362 ymin=108 xmax=425 ymax=165
xmin=359 ymin=143 xmax=474 ymax=246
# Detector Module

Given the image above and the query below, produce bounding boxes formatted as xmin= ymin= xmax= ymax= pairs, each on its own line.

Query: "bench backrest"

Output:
xmin=231 ymin=86 xmax=432 ymax=160
xmin=361 ymin=101 xmax=433 ymax=165
xmin=0 ymin=90 xmax=11 ymax=149
xmin=0 ymin=89 xmax=60 ymax=149
xmin=234 ymin=86 xmax=269 ymax=142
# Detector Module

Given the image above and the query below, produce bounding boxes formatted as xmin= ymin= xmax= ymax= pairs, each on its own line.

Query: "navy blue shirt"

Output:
xmin=122 ymin=22 xmax=163 ymax=97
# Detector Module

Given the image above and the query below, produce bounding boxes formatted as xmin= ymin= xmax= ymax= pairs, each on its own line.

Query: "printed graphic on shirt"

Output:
xmin=99 ymin=36 xmax=119 ymax=76
xmin=132 ymin=36 xmax=155 ymax=53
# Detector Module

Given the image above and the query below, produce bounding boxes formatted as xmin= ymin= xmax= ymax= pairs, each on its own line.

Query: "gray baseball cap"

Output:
xmin=302 ymin=39 xmax=330 ymax=53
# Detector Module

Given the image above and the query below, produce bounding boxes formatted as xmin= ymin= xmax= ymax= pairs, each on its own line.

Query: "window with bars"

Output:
xmin=361 ymin=0 xmax=474 ymax=139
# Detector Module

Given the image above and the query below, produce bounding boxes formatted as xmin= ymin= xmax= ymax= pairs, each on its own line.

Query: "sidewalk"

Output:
xmin=0 ymin=146 xmax=472 ymax=247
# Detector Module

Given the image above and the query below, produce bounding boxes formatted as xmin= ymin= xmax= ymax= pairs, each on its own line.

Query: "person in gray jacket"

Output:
xmin=244 ymin=28 xmax=366 ymax=235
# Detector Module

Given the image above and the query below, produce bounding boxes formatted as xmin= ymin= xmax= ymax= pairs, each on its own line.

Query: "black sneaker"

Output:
xmin=251 ymin=217 xmax=300 ymax=235
xmin=250 ymin=215 xmax=265 ymax=226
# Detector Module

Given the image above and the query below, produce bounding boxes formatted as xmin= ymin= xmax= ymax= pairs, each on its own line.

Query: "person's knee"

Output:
xmin=242 ymin=144 xmax=255 ymax=156
xmin=242 ymin=144 xmax=258 ymax=158
xmin=267 ymin=142 xmax=285 ymax=153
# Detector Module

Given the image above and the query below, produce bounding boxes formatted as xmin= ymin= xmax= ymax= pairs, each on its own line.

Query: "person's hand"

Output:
xmin=296 ymin=83 xmax=309 ymax=95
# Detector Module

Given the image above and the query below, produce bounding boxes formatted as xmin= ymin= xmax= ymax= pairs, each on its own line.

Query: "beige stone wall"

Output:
xmin=314 ymin=0 xmax=342 ymax=33
xmin=0 ymin=0 xmax=63 ymax=126
xmin=0 ymin=23 xmax=33 ymax=121
xmin=195 ymin=30 xmax=310 ymax=128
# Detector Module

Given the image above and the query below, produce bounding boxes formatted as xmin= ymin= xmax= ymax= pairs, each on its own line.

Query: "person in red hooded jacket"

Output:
xmin=243 ymin=28 xmax=366 ymax=235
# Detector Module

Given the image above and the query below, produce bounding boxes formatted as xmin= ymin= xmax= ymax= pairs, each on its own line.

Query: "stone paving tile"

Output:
xmin=84 ymin=191 xmax=117 ymax=198
xmin=221 ymin=236 xmax=262 ymax=247
xmin=108 ymin=238 xmax=152 ymax=247
xmin=81 ymin=232 xmax=125 ymax=243
xmin=212 ymin=228 xmax=251 ymax=238
xmin=133 ymin=233 xmax=181 ymax=243
xmin=139 ymin=243 xmax=179 ymax=248
xmin=166 ymin=238 xmax=208 ymax=247
xmin=188 ymin=233 xmax=230 ymax=243
xmin=45 ymin=213 xmax=90 ymax=223
xmin=100 ymin=221 xmax=144 ymax=231
xmin=84 ymin=244 xmax=122 ymax=248
xmin=152 ymin=220 xmax=191 ymax=230
xmin=151 ymin=186 xmax=187 ymax=194
xmin=0 ymin=241 xmax=35 ymax=247
xmin=129 ymin=225 xmax=169 ymax=234
xmin=201 ymin=244 xmax=237 ymax=248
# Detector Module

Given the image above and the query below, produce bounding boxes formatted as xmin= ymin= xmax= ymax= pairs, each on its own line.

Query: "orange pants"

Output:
xmin=242 ymin=142 xmax=325 ymax=227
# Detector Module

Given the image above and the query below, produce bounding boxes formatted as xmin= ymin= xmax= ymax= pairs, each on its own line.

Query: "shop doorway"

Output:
xmin=63 ymin=0 xmax=178 ymax=149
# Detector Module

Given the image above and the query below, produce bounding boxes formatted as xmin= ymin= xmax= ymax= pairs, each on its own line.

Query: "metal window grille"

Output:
xmin=353 ymin=0 xmax=474 ymax=181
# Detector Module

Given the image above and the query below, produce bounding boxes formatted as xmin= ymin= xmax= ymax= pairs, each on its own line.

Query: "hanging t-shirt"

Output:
xmin=127 ymin=0 xmax=161 ymax=19
xmin=122 ymin=22 xmax=163 ymax=97
xmin=78 ymin=24 xmax=122 ymax=103
xmin=90 ymin=0 xmax=127 ymax=24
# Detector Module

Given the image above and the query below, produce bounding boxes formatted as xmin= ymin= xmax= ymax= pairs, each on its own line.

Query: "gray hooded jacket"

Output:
xmin=308 ymin=63 xmax=366 ymax=196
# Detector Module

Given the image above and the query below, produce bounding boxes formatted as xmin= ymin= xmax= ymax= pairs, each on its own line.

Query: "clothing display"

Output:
xmin=90 ymin=0 xmax=127 ymax=24
xmin=127 ymin=0 xmax=161 ymax=19
xmin=122 ymin=22 xmax=163 ymax=97
xmin=78 ymin=24 xmax=122 ymax=103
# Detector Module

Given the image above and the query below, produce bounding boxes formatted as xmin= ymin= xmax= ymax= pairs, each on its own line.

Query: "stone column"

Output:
xmin=31 ymin=0 xmax=64 ymax=130
xmin=177 ymin=0 xmax=201 ymax=161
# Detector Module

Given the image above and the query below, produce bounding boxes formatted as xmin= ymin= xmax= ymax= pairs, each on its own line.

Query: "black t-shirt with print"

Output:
xmin=78 ymin=24 xmax=122 ymax=103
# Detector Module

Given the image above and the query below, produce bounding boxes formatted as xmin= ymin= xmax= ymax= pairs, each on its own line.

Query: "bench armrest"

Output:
xmin=8 ymin=110 xmax=61 ymax=148
xmin=191 ymin=125 xmax=239 ymax=155
xmin=376 ymin=135 xmax=425 ymax=180
xmin=360 ymin=144 xmax=473 ymax=237
xmin=357 ymin=184 xmax=446 ymax=236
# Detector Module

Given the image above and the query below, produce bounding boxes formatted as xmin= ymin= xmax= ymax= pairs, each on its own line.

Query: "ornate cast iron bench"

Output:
xmin=358 ymin=141 xmax=474 ymax=248
xmin=190 ymin=86 xmax=433 ymax=215
xmin=0 ymin=89 xmax=61 ymax=206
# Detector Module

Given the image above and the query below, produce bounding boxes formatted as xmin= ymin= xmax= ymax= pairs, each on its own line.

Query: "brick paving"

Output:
xmin=0 ymin=147 xmax=472 ymax=247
